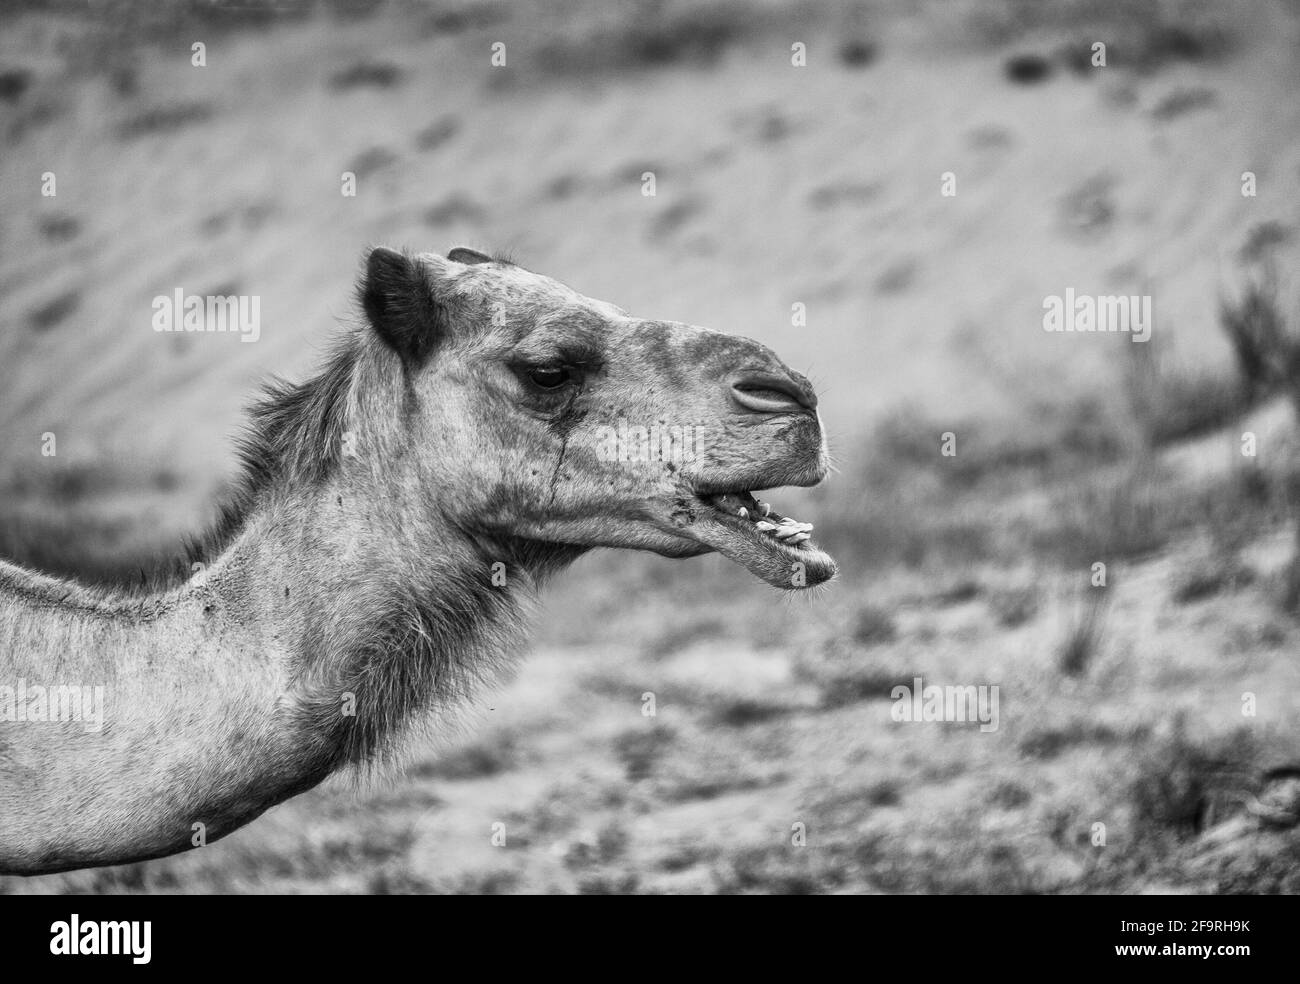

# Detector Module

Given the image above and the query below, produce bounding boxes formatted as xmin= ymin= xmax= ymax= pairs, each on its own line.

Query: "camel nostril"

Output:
xmin=729 ymin=373 xmax=818 ymax=415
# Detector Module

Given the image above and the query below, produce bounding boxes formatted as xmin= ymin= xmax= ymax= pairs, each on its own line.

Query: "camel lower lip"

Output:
xmin=684 ymin=491 xmax=837 ymax=589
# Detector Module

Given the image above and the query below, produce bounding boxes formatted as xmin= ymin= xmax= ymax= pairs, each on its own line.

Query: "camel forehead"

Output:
xmin=439 ymin=258 xmax=627 ymax=324
xmin=429 ymin=254 xmax=770 ymax=371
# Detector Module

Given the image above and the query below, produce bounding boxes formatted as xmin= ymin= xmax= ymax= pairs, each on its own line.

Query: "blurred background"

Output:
xmin=3 ymin=0 xmax=1300 ymax=893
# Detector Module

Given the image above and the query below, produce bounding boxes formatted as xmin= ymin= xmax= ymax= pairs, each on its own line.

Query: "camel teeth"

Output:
xmin=737 ymin=507 xmax=748 ymax=519
xmin=759 ymin=502 xmax=771 ymax=517
xmin=755 ymin=520 xmax=777 ymax=532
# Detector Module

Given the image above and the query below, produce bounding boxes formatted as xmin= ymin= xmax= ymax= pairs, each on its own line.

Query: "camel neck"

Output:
xmin=188 ymin=479 xmax=548 ymax=767
xmin=0 ymin=482 xmax=540 ymax=874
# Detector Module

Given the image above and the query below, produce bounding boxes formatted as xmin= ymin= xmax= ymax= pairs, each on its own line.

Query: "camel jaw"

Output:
xmin=681 ymin=489 xmax=837 ymax=589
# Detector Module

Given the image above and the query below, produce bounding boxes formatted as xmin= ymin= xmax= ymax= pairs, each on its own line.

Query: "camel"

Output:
xmin=0 ymin=246 xmax=835 ymax=875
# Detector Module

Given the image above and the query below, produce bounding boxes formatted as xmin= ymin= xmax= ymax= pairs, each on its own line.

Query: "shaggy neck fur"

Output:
xmin=0 ymin=331 xmax=579 ymax=874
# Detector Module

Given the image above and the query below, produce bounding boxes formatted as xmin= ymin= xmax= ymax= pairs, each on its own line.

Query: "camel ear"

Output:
xmin=361 ymin=247 xmax=443 ymax=364
xmin=448 ymin=246 xmax=492 ymax=265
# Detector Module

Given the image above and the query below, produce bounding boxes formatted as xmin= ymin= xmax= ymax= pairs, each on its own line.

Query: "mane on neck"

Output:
xmin=1 ymin=335 xmax=365 ymax=604
xmin=202 ymin=334 xmax=361 ymax=563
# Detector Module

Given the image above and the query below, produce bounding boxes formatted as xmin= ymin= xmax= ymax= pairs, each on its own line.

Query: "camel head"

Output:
xmin=359 ymin=246 xmax=836 ymax=589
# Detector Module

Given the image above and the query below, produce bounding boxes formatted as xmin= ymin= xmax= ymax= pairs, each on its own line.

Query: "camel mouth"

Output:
xmin=683 ymin=489 xmax=837 ymax=590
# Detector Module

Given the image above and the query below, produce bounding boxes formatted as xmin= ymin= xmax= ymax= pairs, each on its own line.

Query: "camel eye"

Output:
xmin=527 ymin=365 xmax=572 ymax=390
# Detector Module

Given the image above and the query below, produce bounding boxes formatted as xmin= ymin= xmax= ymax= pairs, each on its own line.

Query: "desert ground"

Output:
xmin=2 ymin=0 xmax=1300 ymax=892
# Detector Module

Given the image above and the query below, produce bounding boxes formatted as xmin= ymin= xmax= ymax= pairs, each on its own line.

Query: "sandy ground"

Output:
xmin=2 ymin=0 xmax=1300 ymax=892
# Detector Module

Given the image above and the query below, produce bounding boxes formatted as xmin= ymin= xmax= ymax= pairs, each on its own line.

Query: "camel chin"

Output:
xmin=686 ymin=489 xmax=837 ymax=590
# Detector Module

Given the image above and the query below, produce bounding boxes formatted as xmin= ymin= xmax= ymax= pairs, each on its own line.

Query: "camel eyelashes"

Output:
xmin=512 ymin=346 xmax=598 ymax=394
xmin=526 ymin=365 xmax=574 ymax=389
